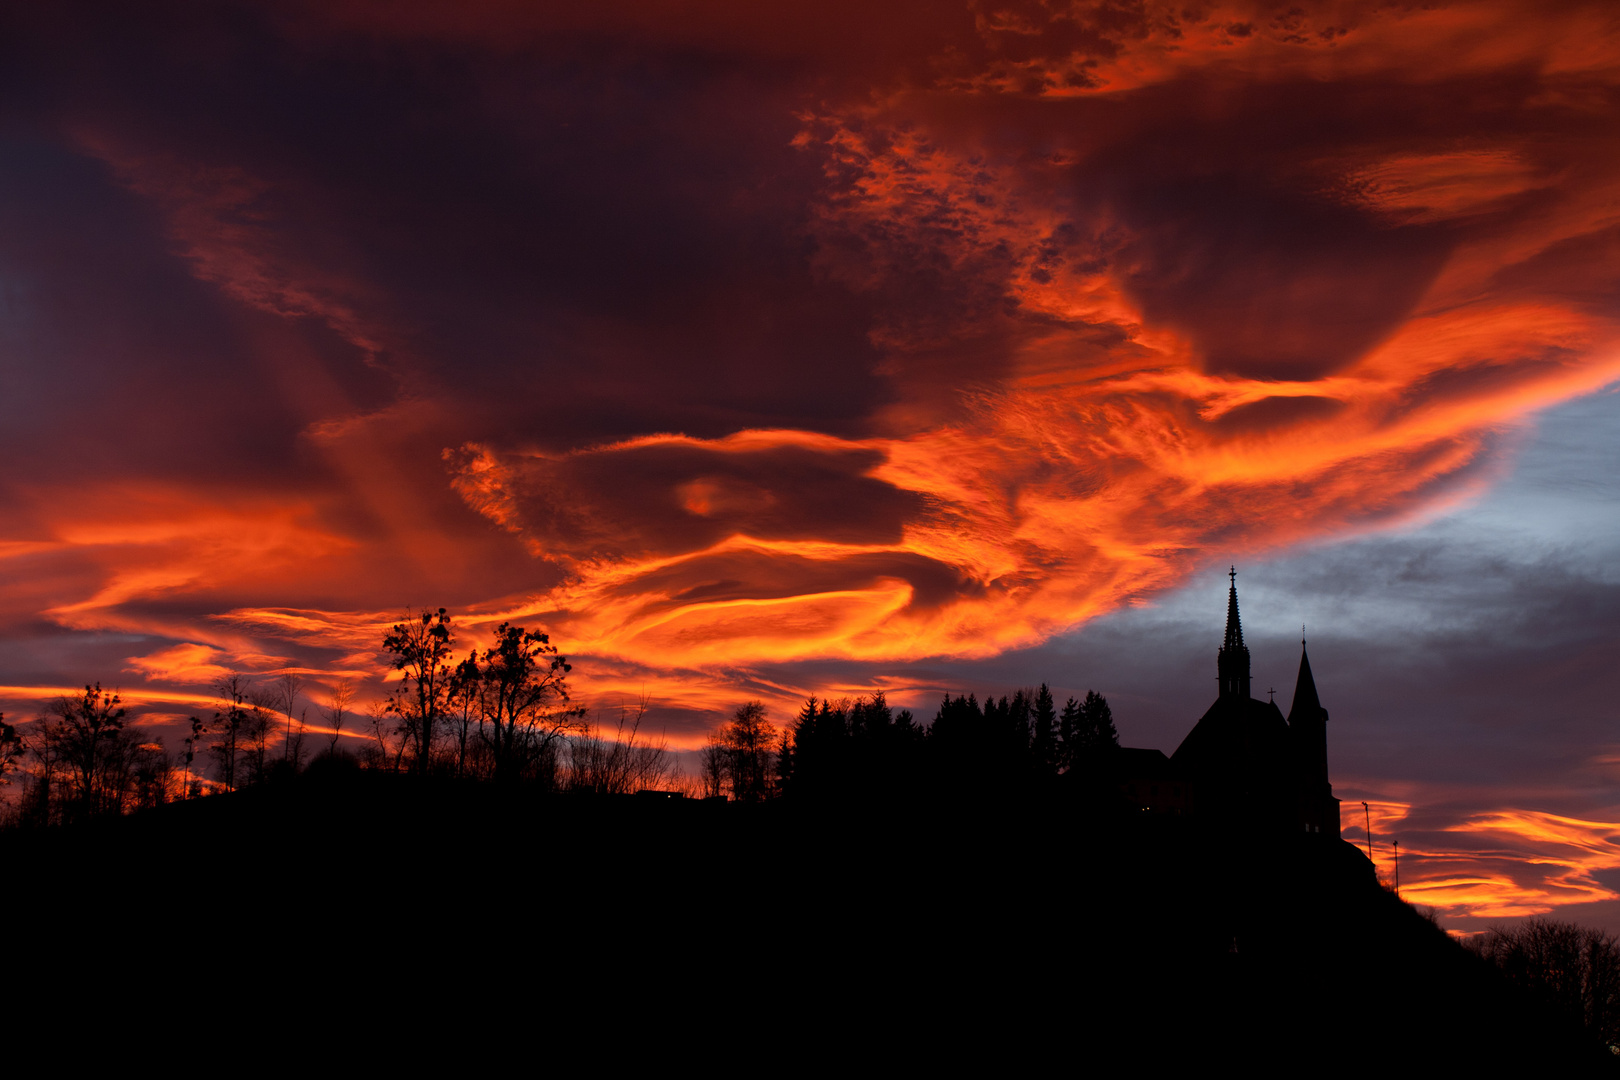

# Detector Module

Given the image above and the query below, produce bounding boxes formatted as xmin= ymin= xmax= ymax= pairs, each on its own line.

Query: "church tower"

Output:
xmin=1287 ymin=637 xmax=1340 ymax=836
xmin=1217 ymin=567 xmax=1251 ymax=701
xmin=1168 ymin=568 xmax=1341 ymax=838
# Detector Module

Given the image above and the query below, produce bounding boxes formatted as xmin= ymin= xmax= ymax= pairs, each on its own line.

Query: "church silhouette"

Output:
xmin=1116 ymin=570 xmax=1341 ymax=836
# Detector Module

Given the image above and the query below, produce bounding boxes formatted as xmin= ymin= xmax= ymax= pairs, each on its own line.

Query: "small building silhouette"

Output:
xmin=1125 ymin=569 xmax=1340 ymax=837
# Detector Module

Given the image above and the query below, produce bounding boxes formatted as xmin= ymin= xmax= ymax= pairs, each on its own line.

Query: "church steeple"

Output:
xmin=1287 ymin=637 xmax=1322 ymax=725
xmin=1223 ymin=567 xmax=1245 ymax=651
xmin=1217 ymin=567 xmax=1251 ymax=700
xmin=1288 ymin=636 xmax=1331 ymax=790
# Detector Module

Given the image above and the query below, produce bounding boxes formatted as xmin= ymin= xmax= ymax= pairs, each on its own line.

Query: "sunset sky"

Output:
xmin=3 ymin=0 xmax=1619 ymax=931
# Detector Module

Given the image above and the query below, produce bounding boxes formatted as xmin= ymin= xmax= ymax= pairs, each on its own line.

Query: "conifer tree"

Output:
xmin=1058 ymin=696 xmax=1081 ymax=771
xmin=1074 ymin=690 xmax=1118 ymax=758
xmin=775 ymin=727 xmax=795 ymax=792
xmin=1007 ymin=689 xmax=1032 ymax=756
xmin=780 ymin=696 xmax=819 ymax=795
xmin=1032 ymin=684 xmax=1058 ymax=774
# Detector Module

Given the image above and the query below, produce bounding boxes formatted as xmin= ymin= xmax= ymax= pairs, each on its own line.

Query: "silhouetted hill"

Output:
xmin=5 ymin=769 xmax=1611 ymax=1068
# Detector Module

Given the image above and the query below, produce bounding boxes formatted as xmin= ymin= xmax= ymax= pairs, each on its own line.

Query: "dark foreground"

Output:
xmin=7 ymin=765 xmax=1613 ymax=1069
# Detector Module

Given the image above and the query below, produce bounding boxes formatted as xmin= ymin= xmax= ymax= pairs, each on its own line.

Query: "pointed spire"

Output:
xmin=1287 ymin=641 xmax=1321 ymax=726
xmin=1223 ymin=566 xmax=1244 ymax=650
xmin=1288 ymin=638 xmax=1331 ymax=792
xmin=1217 ymin=567 xmax=1251 ymax=700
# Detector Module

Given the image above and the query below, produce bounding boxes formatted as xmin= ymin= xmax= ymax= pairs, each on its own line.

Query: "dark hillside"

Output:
xmin=5 ymin=767 xmax=1610 ymax=1068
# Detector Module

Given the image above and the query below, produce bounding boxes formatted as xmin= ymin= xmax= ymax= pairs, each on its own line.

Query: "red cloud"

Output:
xmin=4 ymin=3 xmax=1618 ymax=820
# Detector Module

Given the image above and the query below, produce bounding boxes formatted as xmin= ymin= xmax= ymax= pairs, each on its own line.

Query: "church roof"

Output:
xmin=1171 ymin=694 xmax=1289 ymax=772
xmin=1115 ymin=746 xmax=1174 ymax=777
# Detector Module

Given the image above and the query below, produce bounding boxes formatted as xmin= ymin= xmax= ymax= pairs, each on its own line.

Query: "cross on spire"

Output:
xmin=1217 ymin=565 xmax=1252 ymax=700
xmin=1223 ymin=567 xmax=1245 ymax=650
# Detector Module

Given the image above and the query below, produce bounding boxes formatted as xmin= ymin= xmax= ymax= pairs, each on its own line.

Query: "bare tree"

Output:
xmin=382 ymin=608 xmax=456 ymax=776
xmin=1470 ymin=918 xmax=1620 ymax=1045
xmin=700 ymin=737 xmax=727 ymax=798
xmin=180 ymin=715 xmax=206 ymax=798
xmin=363 ymin=698 xmax=407 ymax=773
xmin=43 ymin=684 xmax=132 ymax=819
xmin=568 ymin=697 xmax=673 ymax=795
xmin=274 ymin=672 xmax=303 ymax=764
xmin=719 ymin=701 xmax=777 ymax=804
xmin=289 ymin=707 xmax=309 ymax=770
xmin=131 ymin=740 xmax=175 ymax=810
xmin=478 ymin=622 xmax=582 ymax=786
xmin=209 ymin=673 xmax=252 ymax=792
xmin=0 ymin=712 xmax=21 ymax=788
xmin=321 ymin=679 xmax=356 ymax=755
xmin=17 ymin=721 xmax=62 ymax=826
xmin=29 ymin=684 xmax=159 ymax=821
xmin=665 ymin=763 xmax=706 ymax=800
xmin=447 ymin=655 xmax=481 ymax=779
xmin=243 ymin=687 xmax=278 ymax=785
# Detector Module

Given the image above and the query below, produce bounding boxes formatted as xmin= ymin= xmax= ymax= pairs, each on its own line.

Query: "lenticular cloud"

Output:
xmin=6 ymin=0 xmax=1620 ymax=683
xmin=446 ymin=1 xmax=1620 ymax=668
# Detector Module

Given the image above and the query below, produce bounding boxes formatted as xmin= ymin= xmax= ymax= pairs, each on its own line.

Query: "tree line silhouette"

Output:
xmin=9 ymin=608 xmax=1620 ymax=1061
xmin=2 ymin=610 xmax=634 ymax=824
xmin=770 ymin=685 xmax=1120 ymax=803
xmin=0 ymin=606 xmax=1126 ymax=825
xmin=1467 ymin=917 xmax=1620 ymax=1047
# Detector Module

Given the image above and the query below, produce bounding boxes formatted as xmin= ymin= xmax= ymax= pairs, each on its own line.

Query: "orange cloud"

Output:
xmin=24 ymin=483 xmax=357 ymax=640
xmin=1340 ymin=150 xmax=1547 ymax=225
xmin=5 ymin=0 xmax=1617 ymax=752
xmin=125 ymin=643 xmax=234 ymax=686
xmin=0 ymin=684 xmax=224 ymax=714
xmin=950 ymin=1 xmax=1620 ymax=98
xmin=413 ymin=5 xmax=1620 ymax=671
xmin=439 ymin=299 xmax=1620 ymax=668
xmin=1374 ymin=809 xmax=1620 ymax=921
